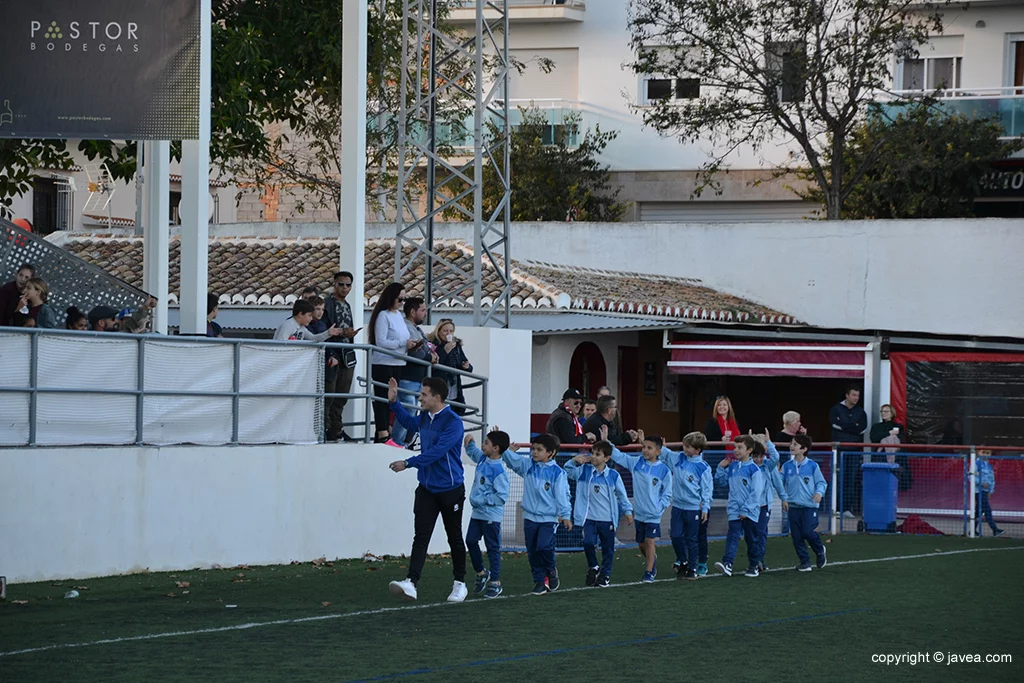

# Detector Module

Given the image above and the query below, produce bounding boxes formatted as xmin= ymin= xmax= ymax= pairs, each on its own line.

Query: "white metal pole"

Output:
xmin=179 ymin=0 xmax=212 ymax=335
xmin=968 ymin=447 xmax=977 ymax=538
xmin=142 ymin=140 xmax=171 ymax=334
xmin=342 ymin=0 xmax=369 ymax=433
xmin=830 ymin=445 xmax=839 ymax=535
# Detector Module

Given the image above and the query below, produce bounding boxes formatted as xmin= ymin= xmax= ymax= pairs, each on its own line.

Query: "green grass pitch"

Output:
xmin=1 ymin=535 xmax=1020 ymax=682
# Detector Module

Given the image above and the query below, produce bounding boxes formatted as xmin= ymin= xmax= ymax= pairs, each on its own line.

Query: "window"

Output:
xmin=641 ymin=76 xmax=700 ymax=104
xmin=767 ymin=41 xmax=806 ymax=103
xmin=901 ymin=56 xmax=961 ymax=92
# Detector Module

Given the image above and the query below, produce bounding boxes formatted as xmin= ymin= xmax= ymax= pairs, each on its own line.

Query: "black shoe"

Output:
xmin=683 ymin=568 xmax=699 ymax=581
xmin=994 ymin=529 xmax=1006 ymax=538
xmin=816 ymin=548 xmax=827 ymax=569
xmin=586 ymin=567 xmax=598 ymax=587
xmin=758 ymin=562 xmax=768 ymax=572
xmin=673 ymin=561 xmax=687 ymax=577
xmin=340 ymin=430 xmax=356 ymax=443
xmin=530 ymin=581 xmax=548 ymax=596
xmin=596 ymin=574 xmax=611 ymax=588
xmin=547 ymin=571 xmax=560 ymax=592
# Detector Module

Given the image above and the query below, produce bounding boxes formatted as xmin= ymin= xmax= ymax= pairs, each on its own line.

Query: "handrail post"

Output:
xmin=364 ymin=347 xmax=373 ymax=444
xmin=830 ymin=444 xmax=839 ymax=535
xmin=480 ymin=375 xmax=488 ymax=435
xmin=231 ymin=341 xmax=241 ymax=445
xmin=28 ymin=331 xmax=39 ymax=446
xmin=968 ymin=446 xmax=977 ymax=539
xmin=136 ymin=337 xmax=145 ymax=445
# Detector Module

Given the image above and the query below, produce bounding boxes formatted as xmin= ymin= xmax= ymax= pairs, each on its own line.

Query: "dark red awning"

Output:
xmin=668 ymin=341 xmax=868 ymax=378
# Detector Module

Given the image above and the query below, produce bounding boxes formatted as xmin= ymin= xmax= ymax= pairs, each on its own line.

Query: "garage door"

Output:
xmin=637 ymin=200 xmax=819 ymax=222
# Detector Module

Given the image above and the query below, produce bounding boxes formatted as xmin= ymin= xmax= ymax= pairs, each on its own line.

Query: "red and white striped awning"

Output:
xmin=667 ymin=341 xmax=870 ymax=378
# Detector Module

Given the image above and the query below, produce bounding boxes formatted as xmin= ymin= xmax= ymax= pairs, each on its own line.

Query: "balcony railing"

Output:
xmin=442 ymin=99 xmax=585 ymax=150
xmin=881 ymin=88 xmax=1024 ymax=138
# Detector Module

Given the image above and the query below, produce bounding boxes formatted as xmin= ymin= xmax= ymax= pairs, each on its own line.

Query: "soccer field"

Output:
xmin=1 ymin=536 xmax=1020 ymax=682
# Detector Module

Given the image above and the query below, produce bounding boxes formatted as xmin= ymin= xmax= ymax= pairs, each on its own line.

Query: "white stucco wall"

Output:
xmin=530 ymin=330 xmax=639 ymax=413
xmin=0 ymin=443 xmax=484 ymax=583
xmin=457 ymin=326 xmax=533 ymax=442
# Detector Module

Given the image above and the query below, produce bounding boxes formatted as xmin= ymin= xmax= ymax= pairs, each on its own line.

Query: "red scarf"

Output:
xmin=566 ymin=403 xmax=583 ymax=437
xmin=717 ymin=415 xmax=739 ymax=441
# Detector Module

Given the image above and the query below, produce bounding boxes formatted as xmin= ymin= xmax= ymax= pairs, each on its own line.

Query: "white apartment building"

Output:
xmin=448 ymin=0 xmax=1024 ymax=221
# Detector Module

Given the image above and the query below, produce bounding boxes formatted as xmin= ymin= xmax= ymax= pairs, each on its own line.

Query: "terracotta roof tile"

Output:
xmin=57 ymin=235 xmax=798 ymax=325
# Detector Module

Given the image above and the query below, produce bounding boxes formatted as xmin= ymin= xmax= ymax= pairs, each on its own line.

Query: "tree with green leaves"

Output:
xmin=629 ymin=0 xmax=952 ymax=219
xmin=805 ymin=102 xmax=1024 ymax=219
xmin=481 ymin=107 xmax=625 ymax=222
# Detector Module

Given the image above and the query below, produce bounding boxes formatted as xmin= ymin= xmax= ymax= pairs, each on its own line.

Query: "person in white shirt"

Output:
xmin=368 ymin=282 xmax=419 ymax=443
xmin=274 ymin=299 xmax=344 ymax=342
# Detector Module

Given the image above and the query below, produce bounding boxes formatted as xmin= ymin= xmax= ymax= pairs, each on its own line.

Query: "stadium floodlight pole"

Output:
xmin=393 ymin=0 xmax=512 ymax=328
xmin=341 ymin=0 xmax=369 ymax=435
xmin=179 ymin=0 xmax=212 ymax=335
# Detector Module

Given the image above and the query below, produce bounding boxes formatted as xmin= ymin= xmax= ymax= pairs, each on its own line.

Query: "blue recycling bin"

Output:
xmin=862 ymin=462 xmax=899 ymax=532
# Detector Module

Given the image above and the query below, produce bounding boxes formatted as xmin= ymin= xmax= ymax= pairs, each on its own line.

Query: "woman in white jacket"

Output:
xmin=368 ymin=282 xmax=417 ymax=442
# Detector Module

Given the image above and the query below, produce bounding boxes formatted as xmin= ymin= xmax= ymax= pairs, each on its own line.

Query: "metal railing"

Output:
xmin=877 ymin=88 xmax=1024 ymax=138
xmin=0 ymin=327 xmax=488 ymax=447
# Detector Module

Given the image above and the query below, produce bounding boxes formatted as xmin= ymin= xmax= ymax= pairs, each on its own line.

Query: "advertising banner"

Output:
xmin=0 ymin=0 xmax=201 ymax=140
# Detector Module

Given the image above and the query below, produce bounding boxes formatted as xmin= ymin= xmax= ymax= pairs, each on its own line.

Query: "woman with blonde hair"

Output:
xmin=703 ymin=395 xmax=740 ymax=444
xmin=429 ymin=318 xmax=473 ymax=416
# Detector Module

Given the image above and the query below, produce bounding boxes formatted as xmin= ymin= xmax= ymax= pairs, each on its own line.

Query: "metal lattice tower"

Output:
xmin=393 ymin=0 xmax=512 ymax=327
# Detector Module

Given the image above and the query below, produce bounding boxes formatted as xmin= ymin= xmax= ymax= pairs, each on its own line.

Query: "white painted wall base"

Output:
xmin=0 ymin=444 xmax=479 ymax=584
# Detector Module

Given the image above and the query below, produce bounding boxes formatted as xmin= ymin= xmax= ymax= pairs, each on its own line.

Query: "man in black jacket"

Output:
xmin=546 ymin=389 xmax=593 ymax=445
xmin=322 ymin=271 xmax=360 ymax=441
xmin=582 ymin=395 xmax=639 ymax=447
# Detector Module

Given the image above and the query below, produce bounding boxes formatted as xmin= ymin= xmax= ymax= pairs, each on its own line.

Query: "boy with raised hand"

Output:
xmin=463 ymin=428 xmax=512 ymax=598
xmin=502 ymin=434 xmax=573 ymax=595
xmin=610 ymin=430 xmax=672 ymax=583
xmin=780 ymin=434 xmax=829 ymax=571
xmin=714 ymin=435 xmax=765 ymax=578
xmin=975 ymin=450 xmax=1006 ymax=537
xmin=565 ymin=441 xmax=634 ymax=588
xmin=658 ymin=431 xmax=713 ymax=581
xmin=751 ymin=439 xmax=788 ymax=573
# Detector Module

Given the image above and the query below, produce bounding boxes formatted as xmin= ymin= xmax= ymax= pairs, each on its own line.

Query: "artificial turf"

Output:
xmin=1 ymin=535 xmax=1021 ymax=682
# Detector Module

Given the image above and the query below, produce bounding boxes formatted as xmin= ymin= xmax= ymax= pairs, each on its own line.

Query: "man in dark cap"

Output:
xmin=545 ymin=389 xmax=594 ymax=445
xmin=88 ymin=305 xmax=121 ymax=332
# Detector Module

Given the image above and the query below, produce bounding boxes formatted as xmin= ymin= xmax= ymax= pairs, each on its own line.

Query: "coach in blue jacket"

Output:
xmin=387 ymin=376 xmax=468 ymax=603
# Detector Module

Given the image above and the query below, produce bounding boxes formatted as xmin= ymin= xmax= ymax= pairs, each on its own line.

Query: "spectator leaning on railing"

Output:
xmin=274 ymin=299 xmax=344 ymax=342
xmin=391 ymin=296 xmax=438 ymax=448
xmin=582 ymin=394 xmax=638 ymax=447
xmin=20 ymin=277 xmax=57 ymax=329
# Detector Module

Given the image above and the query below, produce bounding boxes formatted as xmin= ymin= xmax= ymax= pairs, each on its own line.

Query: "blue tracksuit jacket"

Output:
xmin=715 ymin=459 xmax=764 ymax=521
xmin=976 ymin=459 xmax=996 ymax=493
xmin=502 ymin=451 xmax=571 ymax=524
xmin=781 ymin=457 xmax=828 ymax=508
xmin=465 ymin=441 xmax=511 ymax=523
xmin=759 ymin=460 xmax=788 ymax=507
xmin=392 ymin=401 xmax=464 ymax=493
xmin=659 ymin=447 xmax=713 ymax=513
xmin=564 ymin=460 xmax=632 ymax=528
xmin=610 ymin=448 xmax=672 ymax=524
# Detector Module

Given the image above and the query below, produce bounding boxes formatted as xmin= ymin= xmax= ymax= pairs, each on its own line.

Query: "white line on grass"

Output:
xmin=2 ymin=544 xmax=1021 ymax=658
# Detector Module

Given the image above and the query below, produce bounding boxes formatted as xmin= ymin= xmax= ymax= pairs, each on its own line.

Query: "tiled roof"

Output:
xmin=53 ymin=235 xmax=799 ymax=325
xmin=83 ymin=214 xmax=136 ymax=228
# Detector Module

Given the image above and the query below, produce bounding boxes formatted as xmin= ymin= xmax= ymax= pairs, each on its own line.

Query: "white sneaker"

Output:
xmin=843 ymin=511 xmax=855 ymax=519
xmin=389 ymin=579 xmax=417 ymax=601
xmin=446 ymin=580 xmax=468 ymax=603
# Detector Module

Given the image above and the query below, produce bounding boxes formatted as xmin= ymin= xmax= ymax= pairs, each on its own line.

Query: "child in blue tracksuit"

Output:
xmin=463 ymin=430 xmax=512 ymax=599
xmin=502 ymin=433 xmax=572 ymax=595
xmin=659 ymin=431 xmax=713 ymax=581
xmin=975 ymin=450 xmax=1005 ymax=537
xmin=565 ymin=440 xmax=633 ymax=587
xmin=752 ymin=435 xmax=788 ymax=572
xmin=781 ymin=433 xmax=829 ymax=571
xmin=611 ymin=432 xmax=672 ymax=583
xmin=714 ymin=434 xmax=765 ymax=577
